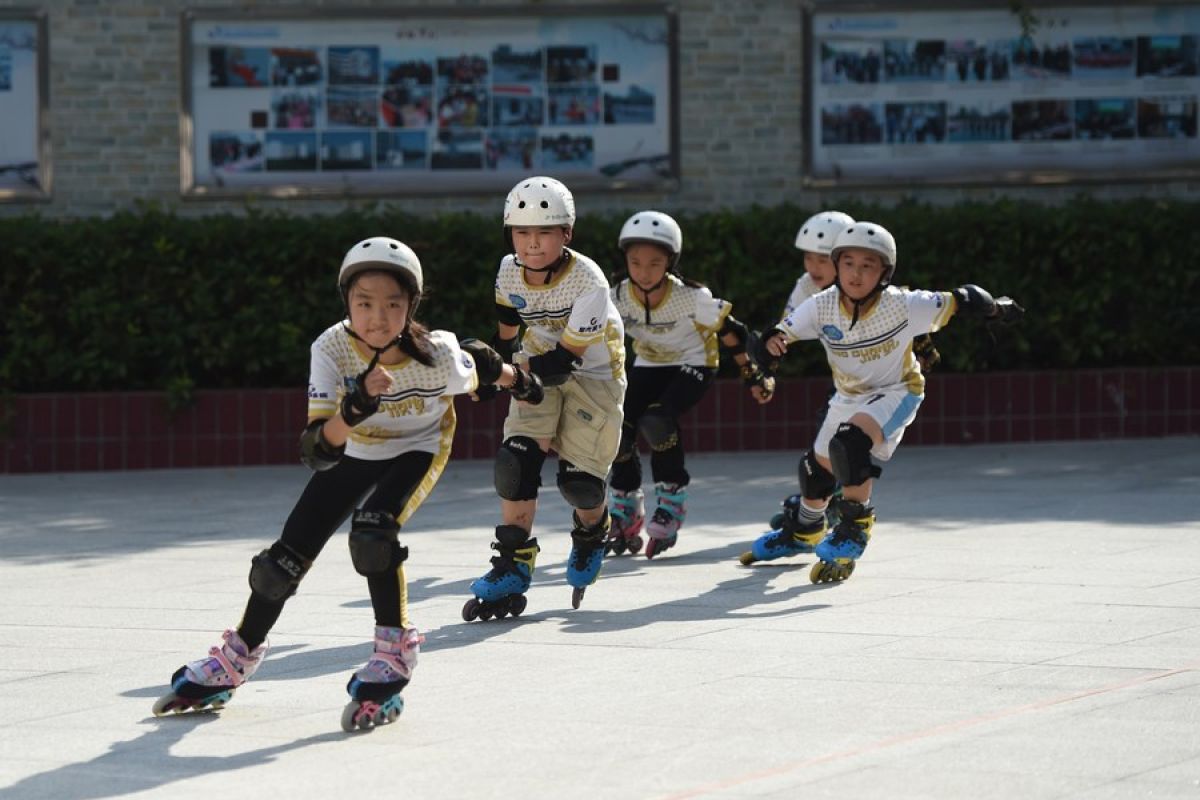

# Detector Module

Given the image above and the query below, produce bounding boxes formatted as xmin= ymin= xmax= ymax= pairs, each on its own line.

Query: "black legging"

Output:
xmin=237 ymin=450 xmax=435 ymax=649
xmin=610 ymin=365 xmax=715 ymax=492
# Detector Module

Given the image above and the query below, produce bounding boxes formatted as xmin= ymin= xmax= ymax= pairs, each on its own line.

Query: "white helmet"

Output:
xmin=338 ymin=236 xmax=423 ymax=303
xmin=503 ymin=176 xmax=575 ymax=228
xmin=831 ymin=221 xmax=897 ymax=284
xmin=794 ymin=210 xmax=855 ymax=255
xmin=618 ymin=210 xmax=682 ymax=258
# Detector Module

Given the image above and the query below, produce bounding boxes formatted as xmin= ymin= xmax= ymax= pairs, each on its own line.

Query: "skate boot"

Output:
xmin=644 ymin=482 xmax=687 ymax=559
xmin=741 ymin=495 xmax=826 ymax=565
xmin=341 ymin=625 xmax=424 ymax=732
xmin=152 ymin=629 xmax=267 ymax=715
xmin=604 ymin=488 xmax=645 ymax=556
xmin=463 ymin=525 xmax=539 ymax=622
xmin=811 ymin=499 xmax=875 ymax=584
xmin=567 ymin=510 xmax=608 ymax=609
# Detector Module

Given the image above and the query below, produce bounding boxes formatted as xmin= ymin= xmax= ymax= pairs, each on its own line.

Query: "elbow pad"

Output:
xmin=491 ymin=332 xmax=518 ymax=363
xmin=526 ymin=344 xmax=582 ymax=386
xmin=718 ymin=315 xmax=749 ymax=355
xmin=496 ymin=302 xmax=523 ymax=327
xmin=299 ymin=420 xmax=344 ymax=472
xmin=952 ymin=284 xmax=997 ymax=317
xmin=460 ymin=338 xmax=505 ymax=385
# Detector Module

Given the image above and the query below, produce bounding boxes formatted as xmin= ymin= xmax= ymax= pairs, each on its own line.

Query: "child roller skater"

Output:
xmin=759 ymin=210 xmax=942 ymax=541
xmin=153 ymin=237 xmax=542 ymax=729
xmin=740 ymin=221 xmax=1021 ymax=582
xmin=463 ymin=176 xmax=626 ymax=617
xmin=607 ymin=210 xmax=774 ymax=558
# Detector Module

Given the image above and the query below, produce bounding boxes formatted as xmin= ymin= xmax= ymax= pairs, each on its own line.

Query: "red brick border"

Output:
xmin=2 ymin=367 xmax=1196 ymax=473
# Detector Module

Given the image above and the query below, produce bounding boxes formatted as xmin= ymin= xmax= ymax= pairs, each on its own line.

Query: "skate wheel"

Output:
xmin=494 ymin=605 xmax=509 ymax=620
xmin=478 ymin=606 xmax=494 ymax=621
xmin=152 ymin=694 xmax=180 ymax=716
xmin=510 ymin=594 xmax=528 ymax=617
xmin=738 ymin=551 xmax=756 ymax=566
xmin=340 ymin=702 xmax=361 ymax=732
xmin=571 ymin=586 xmax=585 ymax=610
xmin=628 ymin=535 xmax=643 ymax=554
xmin=462 ymin=598 xmax=481 ymax=622
xmin=645 ymin=539 xmax=659 ymax=559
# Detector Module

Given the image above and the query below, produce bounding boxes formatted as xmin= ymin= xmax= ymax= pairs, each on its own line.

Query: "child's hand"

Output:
xmin=766 ymin=332 xmax=788 ymax=358
xmin=362 ymin=365 xmax=393 ymax=398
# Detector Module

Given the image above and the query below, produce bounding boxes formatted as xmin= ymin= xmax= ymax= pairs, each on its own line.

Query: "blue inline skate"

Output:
xmin=740 ymin=494 xmax=827 ymax=566
xmin=645 ymin=482 xmax=687 ymax=559
xmin=811 ymin=499 xmax=875 ymax=584
xmin=462 ymin=525 xmax=540 ymax=622
xmin=152 ymin=629 xmax=267 ymax=716
xmin=567 ymin=510 xmax=608 ymax=609
xmin=342 ymin=625 xmax=423 ymax=732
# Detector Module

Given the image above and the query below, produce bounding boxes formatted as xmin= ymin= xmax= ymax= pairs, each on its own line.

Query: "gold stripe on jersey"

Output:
xmin=395 ymin=401 xmax=456 ymax=527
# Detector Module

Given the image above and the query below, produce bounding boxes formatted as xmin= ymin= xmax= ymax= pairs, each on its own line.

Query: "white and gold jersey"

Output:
xmin=782 ymin=273 xmax=821 ymax=319
xmin=306 ymin=325 xmax=478 ymax=460
xmin=494 ymin=248 xmax=625 ymax=381
xmin=779 ymin=286 xmax=956 ymax=396
xmin=611 ymin=275 xmax=732 ymax=368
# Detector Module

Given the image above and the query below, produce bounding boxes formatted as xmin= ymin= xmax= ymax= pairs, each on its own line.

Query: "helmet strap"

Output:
xmin=342 ymin=321 xmax=404 ymax=359
xmin=518 ymin=248 xmax=570 ymax=285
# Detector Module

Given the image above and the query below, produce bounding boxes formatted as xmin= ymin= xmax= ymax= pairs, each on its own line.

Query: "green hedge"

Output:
xmin=3 ymin=197 xmax=1198 ymax=402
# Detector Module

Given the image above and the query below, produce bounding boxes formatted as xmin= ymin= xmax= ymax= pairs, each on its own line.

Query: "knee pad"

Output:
xmin=828 ymin=423 xmax=882 ymax=487
xmin=249 ymin=540 xmax=312 ymax=602
xmin=638 ymin=406 xmax=679 ymax=452
xmin=557 ymin=460 xmax=606 ymax=509
xmin=495 ymin=436 xmax=545 ymax=501
xmin=799 ymin=450 xmax=838 ymax=499
xmin=348 ymin=509 xmax=409 ymax=577
xmin=612 ymin=421 xmax=637 ymax=463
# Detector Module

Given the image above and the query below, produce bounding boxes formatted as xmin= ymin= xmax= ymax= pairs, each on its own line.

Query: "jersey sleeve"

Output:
xmin=692 ymin=286 xmax=732 ymax=331
xmin=778 ymin=296 xmax=821 ymax=341
xmin=781 ymin=277 xmax=809 ymax=319
xmin=306 ymin=343 xmax=341 ymax=421
xmin=906 ymin=290 xmax=957 ymax=335
xmin=433 ymin=331 xmax=480 ymax=397
xmin=561 ymin=285 xmax=612 ymax=348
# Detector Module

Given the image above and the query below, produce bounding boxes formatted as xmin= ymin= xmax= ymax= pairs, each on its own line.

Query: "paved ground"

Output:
xmin=1 ymin=438 xmax=1199 ymax=800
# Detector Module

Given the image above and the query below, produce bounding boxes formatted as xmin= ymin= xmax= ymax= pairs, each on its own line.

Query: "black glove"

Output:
xmin=740 ymin=362 xmax=775 ymax=400
xmin=460 ymin=338 xmax=504 ymax=384
xmin=341 ymin=351 xmax=382 ymax=427
xmin=507 ymin=367 xmax=545 ymax=404
xmin=913 ymin=334 xmax=941 ymax=374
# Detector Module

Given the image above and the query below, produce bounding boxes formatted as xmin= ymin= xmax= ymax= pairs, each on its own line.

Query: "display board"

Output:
xmin=181 ymin=7 xmax=677 ymax=197
xmin=0 ymin=11 xmax=49 ymax=201
xmin=805 ymin=3 xmax=1200 ymax=185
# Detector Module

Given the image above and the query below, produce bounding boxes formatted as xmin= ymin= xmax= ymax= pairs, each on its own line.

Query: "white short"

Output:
xmin=814 ymin=388 xmax=923 ymax=463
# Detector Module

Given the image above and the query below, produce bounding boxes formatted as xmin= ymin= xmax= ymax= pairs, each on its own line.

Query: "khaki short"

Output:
xmin=503 ymin=374 xmax=626 ymax=479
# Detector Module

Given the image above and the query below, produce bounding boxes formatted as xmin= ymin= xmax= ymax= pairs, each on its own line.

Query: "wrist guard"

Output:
xmin=952 ymin=284 xmax=997 ymax=317
xmin=492 ymin=332 xmax=518 ymax=363
xmin=507 ymin=368 xmax=545 ymax=404
xmin=740 ymin=362 xmax=775 ymax=400
xmin=990 ymin=296 xmax=1025 ymax=325
xmin=912 ymin=334 xmax=941 ymax=374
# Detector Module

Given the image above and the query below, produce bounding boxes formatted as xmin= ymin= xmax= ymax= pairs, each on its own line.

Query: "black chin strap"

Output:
xmin=342 ymin=321 xmax=402 ymax=360
xmin=519 ymin=249 xmax=570 ymax=285
xmin=835 ymin=281 xmax=884 ymax=330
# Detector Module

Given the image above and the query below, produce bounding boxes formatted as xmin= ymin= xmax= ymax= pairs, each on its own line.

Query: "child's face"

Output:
xmin=835 ymin=247 xmax=886 ymax=301
xmin=347 ymin=272 xmax=411 ymax=350
xmin=513 ymin=225 xmax=571 ymax=270
xmin=803 ymin=251 xmax=837 ymax=289
xmin=625 ymin=242 xmax=671 ymax=291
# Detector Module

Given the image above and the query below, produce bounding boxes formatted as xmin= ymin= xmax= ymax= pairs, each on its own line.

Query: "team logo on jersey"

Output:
xmin=307 ymin=384 xmax=328 ymax=399
xmin=577 ymin=316 xmax=602 ymax=333
xmin=822 ymin=325 xmax=844 ymax=341
xmin=461 ymin=353 xmax=474 ymax=370
xmin=508 ymin=293 xmax=527 ymax=309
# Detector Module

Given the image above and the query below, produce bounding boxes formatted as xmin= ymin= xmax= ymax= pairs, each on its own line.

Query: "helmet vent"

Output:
xmin=518 ymin=200 xmax=527 ymax=208
xmin=816 ymin=232 xmax=824 ymax=239
xmin=540 ymin=200 xmax=549 ymax=208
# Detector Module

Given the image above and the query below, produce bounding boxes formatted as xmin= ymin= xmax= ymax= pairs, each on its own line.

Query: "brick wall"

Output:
xmin=2 ymin=0 xmax=1196 ymax=219
xmin=3 ymin=368 xmax=1196 ymax=474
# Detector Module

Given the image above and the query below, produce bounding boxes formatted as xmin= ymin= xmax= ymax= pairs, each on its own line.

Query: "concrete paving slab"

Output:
xmin=1 ymin=438 xmax=1198 ymax=799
